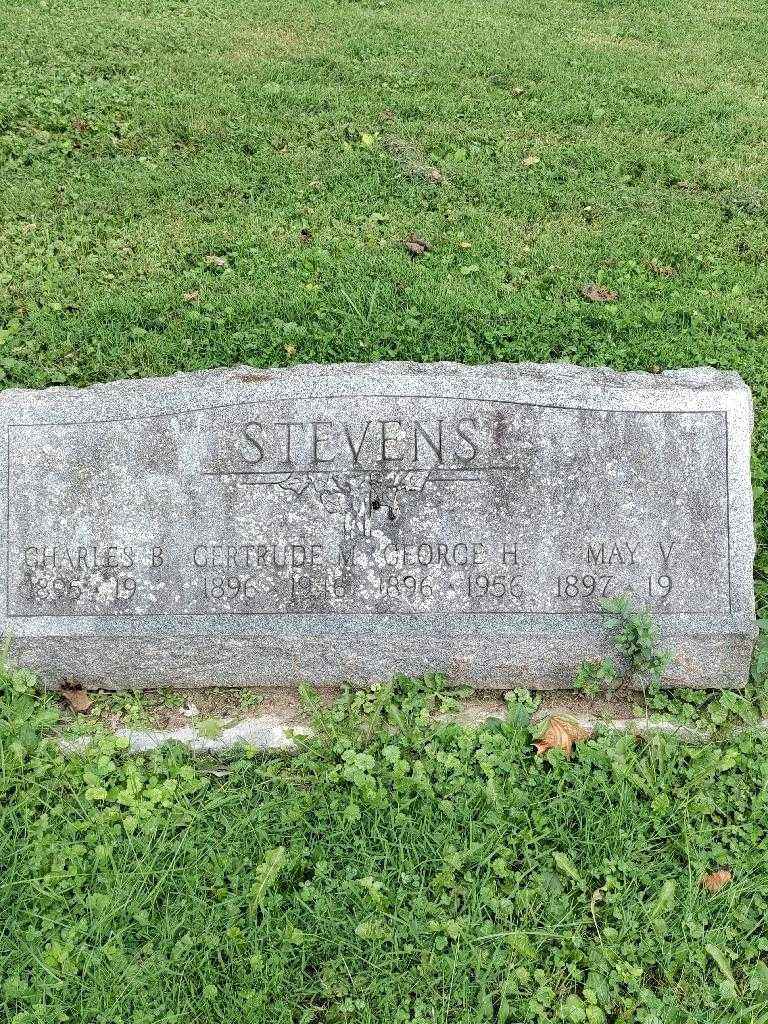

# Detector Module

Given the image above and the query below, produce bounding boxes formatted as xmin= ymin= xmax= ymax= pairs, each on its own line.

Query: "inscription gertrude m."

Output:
xmin=0 ymin=362 xmax=756 ymax=689
xmin=9 ymin=399 xmax=729 ymax=617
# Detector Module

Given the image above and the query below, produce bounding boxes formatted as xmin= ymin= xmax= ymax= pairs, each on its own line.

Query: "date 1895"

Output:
xmin=22 ymin=574 xmax=138 ymax=603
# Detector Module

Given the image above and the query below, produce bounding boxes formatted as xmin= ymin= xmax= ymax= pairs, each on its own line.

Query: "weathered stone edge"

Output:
xmin=0 ymin=359 xmax=752 ymax=407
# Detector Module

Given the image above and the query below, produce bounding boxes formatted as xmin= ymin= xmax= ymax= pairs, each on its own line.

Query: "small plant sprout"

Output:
xmin=575 ymin=595 xmax=672 ymax=695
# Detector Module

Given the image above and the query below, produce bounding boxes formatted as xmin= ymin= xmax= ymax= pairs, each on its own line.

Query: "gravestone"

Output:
xmin=0 ymin=361 xmax=756 ymax=689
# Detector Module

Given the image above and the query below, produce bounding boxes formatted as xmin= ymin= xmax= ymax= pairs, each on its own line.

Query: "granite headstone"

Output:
xmin=0 ymin=361 xmax=756 ymax=688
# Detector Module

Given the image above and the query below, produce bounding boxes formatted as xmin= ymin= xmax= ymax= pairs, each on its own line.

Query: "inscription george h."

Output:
xmin=10 ymin=402 xmax=730 ymax=616
xmin=0 ymin=362 xmax=756 ymax=688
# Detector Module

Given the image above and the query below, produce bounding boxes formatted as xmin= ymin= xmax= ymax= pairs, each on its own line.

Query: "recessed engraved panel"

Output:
xmin=7 ymin=397 xmax=730 ymax=620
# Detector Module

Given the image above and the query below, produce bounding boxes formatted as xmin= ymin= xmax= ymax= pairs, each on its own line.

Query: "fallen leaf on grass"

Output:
xmin=404 ymin=235 xmax=432 ymax=258
xmin=196 ymin=717 xmax=225 ymax=740
xmin=521 ymin=155 xmax=540 ymax=167
xmin=702 ymin=869 xmax=732 ymax=893
xmin=579 ymin=283 xmax=618 ymax=303
xmin=183 ymin=291 xmax=199 ymax=303
xmin=382 ymin=137 xmax=448 ymax=186
xmin=61 ymin=684 xmax=93 ymax=714
xmin=534 ymin=716 xmax=592 ymax=755
xmin=249 ymin=846 xmax=287 ymax=910
xmin=299 ymin=227 xmax=313 ymax=244
xmin=649 ymin=878 xmax=676 ymax=919
xmin=553 ymin=851 xmax=582 ymax=883
xmin=458 ymin=240 xmax=473 ymax=250
xmin=706 ymin=943 xmax=735 ymax=985
xmin=204 ymin=255 xmax=228 ymax=270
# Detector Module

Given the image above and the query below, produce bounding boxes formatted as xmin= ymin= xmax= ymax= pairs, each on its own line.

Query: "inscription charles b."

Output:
xmin=23 ymin=544 xmax=165 ymax=571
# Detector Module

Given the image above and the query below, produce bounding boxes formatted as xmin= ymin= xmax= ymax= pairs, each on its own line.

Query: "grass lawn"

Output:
xmin=5 ymin=672 xmax=768 ymax=1024
xmin=3 ymin=1 xmax=768 ymax=1021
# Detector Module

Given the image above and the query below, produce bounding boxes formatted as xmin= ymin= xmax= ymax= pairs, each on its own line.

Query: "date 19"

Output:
xmin=23 ymin=575 xmax=138 ymax=602
xmin=555 ymin=574 xmax=672 ymax=599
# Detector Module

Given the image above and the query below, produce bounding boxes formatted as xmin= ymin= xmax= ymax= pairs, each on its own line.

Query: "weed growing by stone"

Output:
xmin=602 ymin=596 xmax=672 ymax=685
xmin=88 ymin=689 xmax=153 ymax=728
xmin=575 ymin=596 xmax=671 ymax=696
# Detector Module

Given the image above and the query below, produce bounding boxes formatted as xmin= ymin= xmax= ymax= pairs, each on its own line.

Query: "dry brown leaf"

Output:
xmin=459 ymin=240 xmax=473 ymax=250
xmin=534 ymin=716 xmax=592 ymax=756
xmin=427 ymin=167 xmax=446 ymax=185
xmin=521 ymin=155 xmax=541 ymax=167
xmin=511 ymin=86 xmax=526 ymax=96
xmin=404 ymin=235 xmax=432 ymax=258
xmin=61 ymin=684 xmax=93 ymax=714
xmin=702 ymin=870 xmax=732 ymax=893
xmin=183 ymin=291 xmax=199 ymax=303
xmin=204 ymin=254 xmax=228 ymax=269
xmin=580 ymin=283 xmax=619 ymax=303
